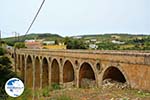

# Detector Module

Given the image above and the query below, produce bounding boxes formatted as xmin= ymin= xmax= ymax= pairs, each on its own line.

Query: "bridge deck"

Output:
xmin=11 ymin=49 xmax=149 ymax=65
xmin=18 ymin=49 xmax=150 ymax=56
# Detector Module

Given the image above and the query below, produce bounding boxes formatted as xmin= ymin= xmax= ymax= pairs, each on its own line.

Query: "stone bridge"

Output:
xmin=10 ymin=49 xmax=150 ymax=91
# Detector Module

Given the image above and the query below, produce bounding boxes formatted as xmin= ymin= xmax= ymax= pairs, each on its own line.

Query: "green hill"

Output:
xmin=2 ymin=33 xmax=63 ymax=46
xmin=2 ymin=33 xmax=150 ymax=50
xmin=72 ymin=33 xmax=150 ymax=50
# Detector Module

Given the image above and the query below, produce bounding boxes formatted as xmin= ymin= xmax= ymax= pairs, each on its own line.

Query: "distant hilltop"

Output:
xmin=2 ymin=33 xmax=62 ymax=41
xmin=2 ymin=33 xmax=149 ymax=40
xmin=71 ymin=33 xmax=149 ymax=38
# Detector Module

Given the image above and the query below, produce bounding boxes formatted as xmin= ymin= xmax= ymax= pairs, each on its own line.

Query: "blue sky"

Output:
xmin=0 ymin=0 xmax=150 ymax=38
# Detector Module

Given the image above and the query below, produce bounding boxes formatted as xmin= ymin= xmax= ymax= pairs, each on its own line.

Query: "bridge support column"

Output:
xmin=17 ymin=55 xmax=20 ymax=73
xmin=60 ymin=70 xmax=63 ymax=85
xmin=48 ymin=61 xmax=51 ymax=86
xmin=24 ymin=57 xmax=27 ymax=85
xmin=97 ymin=74 xmax=102 ymax=88
xmin=60 ymin=62 xmax=63 ymax=86
xmin=76 ymin=69 xmax=79 ymax=88
xmin=20 ymin=56 xmax=22 ymax=72
xmin=21 ymin=56 xmax=25 ymax=81
xmin=18 ymin=55 xmax=22 ymax=79
xmin=15 ymin=54 xmax=18 ymax=73
xmin=32 ymin=59 xmax=36 ymax=100
xmin=33 ymin=59 xmax=35 ymax=91
xmin=40 ymin=59 xmax=42 ymax=89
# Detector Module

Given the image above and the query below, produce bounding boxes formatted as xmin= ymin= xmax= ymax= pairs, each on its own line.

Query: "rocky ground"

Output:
xmin=41 ymin=79 xmax=150 ymax=100
xmin=44 ymin=88 xmax=150 ymax=100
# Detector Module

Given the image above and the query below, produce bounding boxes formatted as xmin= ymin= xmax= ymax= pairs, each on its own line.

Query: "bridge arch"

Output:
xmin=26 ymin=55 xmax=33 ymax=88
xmin=34 ymin=56 xmax=41 ymax=89
xmin=79 ymin=62 xmax=96 ymax=88
xmin=42 ymin=57 xmax=49 ymax=88
xmin=51 ymin=58 xmax=60 ymax=84
xmin=101 ymin=66 xmax=129 ymax=85
xmin=63 ymin=60 xmax=75 ymax=83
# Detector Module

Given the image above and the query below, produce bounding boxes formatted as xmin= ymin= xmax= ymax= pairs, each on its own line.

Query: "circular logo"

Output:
xmin=5 ymin=78 xmax=24 ymax=97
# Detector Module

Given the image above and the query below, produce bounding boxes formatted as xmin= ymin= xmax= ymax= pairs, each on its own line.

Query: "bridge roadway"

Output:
xmin=10 ymin=49 xmax=150 ymax=91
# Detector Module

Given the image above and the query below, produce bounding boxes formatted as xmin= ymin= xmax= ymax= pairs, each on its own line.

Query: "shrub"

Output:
xmin=55 ymin=94 xmax=72 ymax=100
xmin=42 ymin=86 xmax=52 ymax=97
xmin=51 ymin=83 xmax=61 ymax=90
xmin=0 ymin=47 xmax=6 ymax=55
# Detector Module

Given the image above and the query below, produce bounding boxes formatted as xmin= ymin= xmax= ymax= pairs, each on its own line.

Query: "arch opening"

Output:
xmin=51 ymin=59 xmax=60 ymax=84
xmin=96 ymin=63 xmax=101 ymax=71
xmin=79 ymin=63 xmax=96 ymax=88
xmin=26 ymin=56 xmax=33 ymax=88
xmin=103 ymin=67 xmax=126 ymax=83
xmin=12 ymin=54 xmax=14 ymax=58
xmin=42 ymin=58 xmax=49 ymax=88
xmin=63 ymin=60 xmax=74 ymax=83
xmin=17 ymin=55 xmax=21 ymax=71
xmin=35 ymin=57 xmax=41 ymax=89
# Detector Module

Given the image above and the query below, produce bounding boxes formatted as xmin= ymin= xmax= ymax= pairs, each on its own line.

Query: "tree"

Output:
xmin=0 ymin=47 xmax=17 ymax=99
xmin=55 ymin=39 xmax=59 ymax=45
xmin=98 ymin=42 xmax=118 ymax=50
xmin=0 ymin=47 xmax=6 ymax=55
xmin=14 ymin=42 xmax=26 ymax=49
xmin=63 ymin=37 xmax=87 ymax=49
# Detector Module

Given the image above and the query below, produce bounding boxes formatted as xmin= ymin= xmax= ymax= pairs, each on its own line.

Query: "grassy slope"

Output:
xmin=2 ymin=33 xmax=63 ymax=42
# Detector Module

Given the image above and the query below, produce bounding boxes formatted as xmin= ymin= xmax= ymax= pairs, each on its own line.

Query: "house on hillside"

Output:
xmin=43 ymin=41 xmax=55 ymax=45
xmin=111 ymin=35 xmax=120 ymax=39
xmin=89 ymin=44 xmax=98 ymax=49
xmin=25 ymin=40 xmax=42 ymax=49
xmin=111 ymin=40 xmax=125 ymax=44
xmin=90 ymin=39 xmax=97 ymax=42
xmin=25 ymin=39 xmax=66 ymax=49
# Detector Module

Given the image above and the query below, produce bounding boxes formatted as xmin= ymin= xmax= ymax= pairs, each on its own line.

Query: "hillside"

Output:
xmin=72 ymin=33 xmax=150 ymax=50
xmin=2 ymin=33 xmax=63 ymax=46
xmin=75 ymin=33 xmax=148 ymax=41
xmin=2 ymin=33 xmax=150 ymax=50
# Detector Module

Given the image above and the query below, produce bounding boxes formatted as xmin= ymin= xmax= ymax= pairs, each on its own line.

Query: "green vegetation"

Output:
xmin=7 ymin=88 xmax=32 ymax=100
xmin=34 ymin=84 xmax=61 ymax=99
xmin=52 ymin=94 xmax=72 ymax=100
xmin=0 ymin=47 xmax=17 ymax=99
xmin=14 ymin=42 xmax=26 ymax=49
xmin=0 ymin=47 xmax=6 ymax=55
xmin=3 ymin=33 xmax=62 ymax=46
xmin=42 ymin=86 xmax=51 ymax=97
xmin=7 ymin=85 xmax=150 ymax=100
xmin=97 ymin=42 xmax=119 ymax=50
xmin=64 ymin=37 xmax=88 ymax=49
xmin=42 ymin=84 xmax=61 ymax=97
xmin=81 ymin=34 xmax=150 ymax=50
xmin=51 ymin=83 xmax=61 ymax=90
xmin=2 ymin=33 xmax=150 ymax=50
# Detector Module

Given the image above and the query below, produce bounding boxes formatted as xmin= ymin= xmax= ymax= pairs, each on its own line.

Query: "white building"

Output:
xmin=112 ymin=40 xmax=125 ymax=44
xmin=43 ymin=41 xmax=55 ymax=45
xmin=89 ymin=44 xmax=98 ymax=49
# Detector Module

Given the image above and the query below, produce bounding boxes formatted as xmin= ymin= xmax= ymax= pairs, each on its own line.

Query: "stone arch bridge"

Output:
xmin=10 ymin=49 xmax=150 ymax=91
